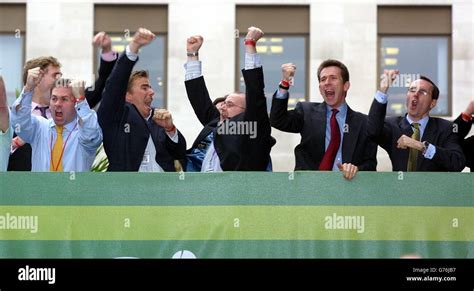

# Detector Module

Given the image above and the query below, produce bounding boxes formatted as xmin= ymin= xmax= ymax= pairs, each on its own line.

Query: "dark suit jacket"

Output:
xmin=98 ymin=52 xmax=186 ymax=171
xmin=270 ymin=97 xmax=377 ymax=171
xmin=184 ymin=67 xmax=274 ymax=171
xmin=453 ymin=114 xmax=473 ymax=171
xmin=368 ymin=99 xmax=465 ymax=171
xmin=7 ymin=57 xmax=116 ymax=171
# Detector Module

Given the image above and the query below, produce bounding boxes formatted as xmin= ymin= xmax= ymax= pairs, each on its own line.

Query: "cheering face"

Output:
xmin=126 ymin=77 xmax=155 ymax=118
xmin=406 ymin=79 xmax=437 ymax=121
xmin=221 ymin=93 xmax=246 ymax=119
xmin=50 ymin=87 xmax=77 ymax=126
xmin=318 ymin=66 xmax=350 ymax=109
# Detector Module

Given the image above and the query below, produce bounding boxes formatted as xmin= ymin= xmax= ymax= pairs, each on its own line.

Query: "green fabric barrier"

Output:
xmin=0 ymin=172 xmax=472 ymax=258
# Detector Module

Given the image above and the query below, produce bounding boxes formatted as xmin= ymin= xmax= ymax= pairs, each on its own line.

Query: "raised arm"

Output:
xmin=86 ymin=31 xmax=117 ymax=108
xmin=98 ymin=28 xmax=155 ymax=127
xmin=184 ymin=35 xmax=220 ymax=126
xmin=270 ymin=63 xmax=304 ymax=133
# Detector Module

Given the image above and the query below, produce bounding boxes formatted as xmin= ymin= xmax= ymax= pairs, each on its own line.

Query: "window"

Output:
xmin=237 ymin=35 xmax=307 ymax=110
xmin=380 ymin=36 xmax=449 ymax=116
xmin=95 ymin=35 xmax=166 ymax=109
xmin=378 ymin=6 xmax=451 ymax=116
xmin=236 ymin=5 xmax=309 ymax=110
xmin=0 ymin=4 xmax=25 ymax=104
xmin=94 ymin=5 xmax=167 ymax=108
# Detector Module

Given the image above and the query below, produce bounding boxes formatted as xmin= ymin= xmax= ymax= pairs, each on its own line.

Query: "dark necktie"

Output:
xmin=319 ymin=109 xmax=341 ymax=171
xmin=407 ymin=123 xmax=421 ymax=172
xmin=35 ymin=106 xmax=48 ymax=119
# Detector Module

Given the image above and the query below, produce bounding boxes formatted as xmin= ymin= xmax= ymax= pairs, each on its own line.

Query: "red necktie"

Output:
xmin=319 ymin=109 xmax=341 ymax=171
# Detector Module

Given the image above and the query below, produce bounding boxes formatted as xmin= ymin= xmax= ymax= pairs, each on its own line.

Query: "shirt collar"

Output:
xmin=406 ymin=114 xmax=429 ymax=130
xmin=326 ymin=102 xmax=348 ymax=117
xmin=49 ymin=117 xmax=78 ymax=132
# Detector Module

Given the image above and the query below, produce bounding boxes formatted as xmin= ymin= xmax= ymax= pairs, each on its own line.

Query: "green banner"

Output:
xmin=0 ymin=172 xmax=472 ymax=258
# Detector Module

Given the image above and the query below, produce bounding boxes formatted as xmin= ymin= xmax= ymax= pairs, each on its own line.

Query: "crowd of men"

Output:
xmin=0 ymin=27 xmax=472 ymax=179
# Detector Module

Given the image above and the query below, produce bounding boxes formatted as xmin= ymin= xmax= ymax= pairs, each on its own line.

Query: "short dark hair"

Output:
xmin=317 ymin=59 xmax=350 ymax=83
xmin=419 ymin=75 xmax=439 ymax=100
xmin=22 ymin=56 xmax=61 ymax=85
xmin=127 ymin=70 xmax=149 ymax=92
xmin=213 ymin=96 xmax=227 ymax=106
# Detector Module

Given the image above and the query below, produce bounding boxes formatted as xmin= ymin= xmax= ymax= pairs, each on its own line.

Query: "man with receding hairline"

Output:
xmin=368 ymin=70 xmax=465 ymax=171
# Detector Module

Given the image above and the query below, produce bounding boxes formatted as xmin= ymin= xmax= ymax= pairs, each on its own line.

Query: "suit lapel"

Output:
xmin=311 ymin=103 xmax=327 ymax=161
xmin=342 ymin=106 xmax=360 ymax=163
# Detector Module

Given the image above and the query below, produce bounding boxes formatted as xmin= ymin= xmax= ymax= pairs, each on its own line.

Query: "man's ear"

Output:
xmin=430 ymin=99 xmax=438 ymax=110
xmin=125 ymin=91 xmax=132 ymax=103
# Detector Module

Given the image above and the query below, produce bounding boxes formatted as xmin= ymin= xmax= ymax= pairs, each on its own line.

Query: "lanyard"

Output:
xmin=49 ymin=123 xmax=78 ymax=171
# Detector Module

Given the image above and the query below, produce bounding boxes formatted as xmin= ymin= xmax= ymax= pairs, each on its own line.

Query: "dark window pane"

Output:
xmin=239 ymin=35 xmax=307 ymax=110
xmin=380 ymin=36 xmax=449 ymax=116
xmin=96 ymin=34 xmax=166 ymax=108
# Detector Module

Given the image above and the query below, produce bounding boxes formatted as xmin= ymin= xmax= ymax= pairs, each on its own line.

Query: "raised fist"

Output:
xmin=129 ymin=28 xmax=156 ymax=53
xmin=92 ymin=31 xmax=112 ymax=53
xmin=70 ymin=80 xmax=86 ymax=101
xmin=245 ymin=26 xmax=264 ymax=42
xmin=379 ymin=69 xmax=399 ymax=94
xmin=281 ymin=63 xmax=296 ymax=82
xmin=25 ymin=67 xmax=44 ymax=93
xmin=187 ymin=36 xmax=203 ymax=53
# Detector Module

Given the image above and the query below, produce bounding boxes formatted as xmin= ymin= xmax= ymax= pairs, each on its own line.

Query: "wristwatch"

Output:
xmin=421 ymin=141 xmax=430 ymax=155
xmin=187 ymin=51 xmax=199 ymax=57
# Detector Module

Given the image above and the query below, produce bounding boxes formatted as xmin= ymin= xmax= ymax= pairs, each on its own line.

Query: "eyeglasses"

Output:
xmin=223 ymin=101 xmax=245 ymax=110
xmin=408 ymin=87 xmax=429 ymax=96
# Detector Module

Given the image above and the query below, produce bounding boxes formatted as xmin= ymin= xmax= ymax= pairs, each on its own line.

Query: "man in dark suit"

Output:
xmin=8 ymin=32 xmax=116 ymax=171
xmin=98 ymin=28 xmax=186 ymax=172
xmin=368 ymin=70 xmax=465 ymax=171
xmin=270 ymin=59 xmax=377 ymax=180
xmin=453 ymin=100 xmax=473 ymax=171
xmin=184 ymin=27 xmax=274 ymax=171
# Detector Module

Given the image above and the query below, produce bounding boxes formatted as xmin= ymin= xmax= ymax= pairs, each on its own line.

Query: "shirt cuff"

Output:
xmin=166 ymin=130 xmax=179 ymax=143
xmin=375 ymin=91 xmax=388 ymax=104
xmin=244 ymin=52 xmax=262 ymax=70
xmin=423 ymin=144 xmax=436 ymax=159
xmin=184 ymin=61 xmax=202 ymax=81
xmin=275 ymin=89 xmax=289 ymax=100
xmin=125 ymin=45 xmax=138 ymax=62
xmin=75 ymin=99 xmax=92 ymax=118
xmin=101 ymin=51 xmax=118 ymax=62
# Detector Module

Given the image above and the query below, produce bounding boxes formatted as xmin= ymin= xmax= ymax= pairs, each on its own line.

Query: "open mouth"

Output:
xmin=55 ymin=111 xmax=63 ymax=118
xmin=410 ymin=99 xmax=418 ymax=109
xmin=325 ymin=90 xmax=335 ymax=99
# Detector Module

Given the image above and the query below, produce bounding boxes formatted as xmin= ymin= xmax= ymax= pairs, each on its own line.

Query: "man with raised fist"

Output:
xmin=98 ymin=28 xmax=186 ymax=172
xmin=0 ymin=76 xmax=12 ymax=171
xmin=270 ymin=60 xmax=377 ymax=180
xmin=184 ymin=26 xmax=274 ymax=172
xmin=452 ymin=100 xmax=473 ymax=171
xmin=11 ymin=69 xmax=102 ymax=172
xmin=367 ymin=70 xmax=465 ymax=171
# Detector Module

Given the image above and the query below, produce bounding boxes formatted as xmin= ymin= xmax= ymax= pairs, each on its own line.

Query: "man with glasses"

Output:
xmin=184 ymin=26 xmax=274 ymax=172
xmin=367 ymin=70 xmax=465 ymax=171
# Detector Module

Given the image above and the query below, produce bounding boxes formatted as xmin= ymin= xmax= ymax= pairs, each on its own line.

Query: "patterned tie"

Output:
xmin=319 ymin=109 xmax=341 ymax=170
xmin=407 ymin=123 xmax=420 ymax=172
xmin=50 ymin=125 xmax=64 ymax=172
